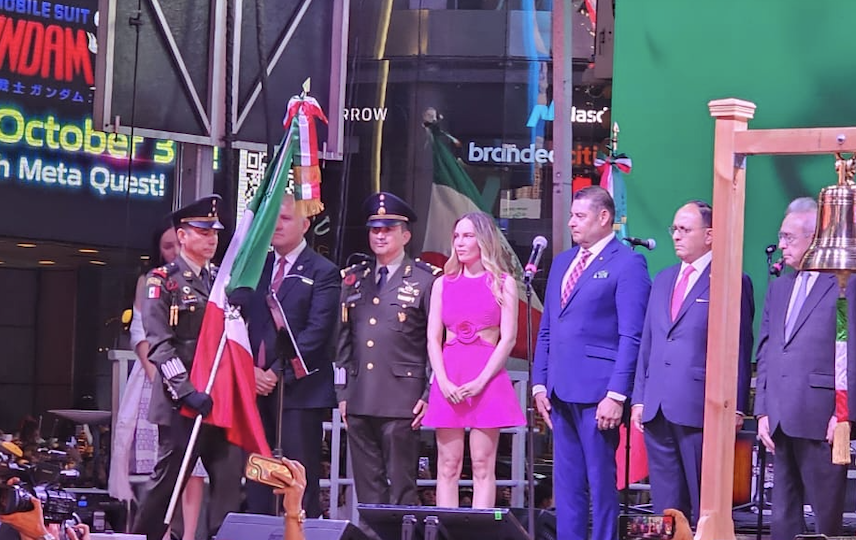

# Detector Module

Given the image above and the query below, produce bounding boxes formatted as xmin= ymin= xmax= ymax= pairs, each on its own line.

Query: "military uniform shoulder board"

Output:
xmin=414 ymin=258 xmax=443 ymax=276
xmin=340 ymin=260 xmax=369 ymax=280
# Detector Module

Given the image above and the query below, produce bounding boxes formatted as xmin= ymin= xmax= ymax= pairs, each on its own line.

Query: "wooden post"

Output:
xmin=696 ymin=98 xmax=756 ymax=540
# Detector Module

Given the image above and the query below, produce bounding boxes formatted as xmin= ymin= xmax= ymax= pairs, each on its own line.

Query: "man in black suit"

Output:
xmin=243 ymin=195 xmax=340 ymax=517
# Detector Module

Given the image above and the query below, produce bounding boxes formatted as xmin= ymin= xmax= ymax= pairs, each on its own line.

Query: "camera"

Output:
xmin=0 ymin=445 xmax=81 ymax=540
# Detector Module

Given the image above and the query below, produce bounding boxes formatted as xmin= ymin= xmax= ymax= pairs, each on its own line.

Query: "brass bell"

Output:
xmin=800 ymin=154 xmax=856 ymax=290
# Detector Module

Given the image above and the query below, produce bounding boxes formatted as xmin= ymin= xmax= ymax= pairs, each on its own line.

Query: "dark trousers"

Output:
xmin=346 ymin=415 xmax=420 ymax=506
xmin=643 ymin=410 xmax=704 ymax=525
xmin=132 ymin=411 xmax=244 ymax=540
xmin=551 ymin=397 xmax=619 ymax=540
xmin=771 ymin=428 xmax=847 ymax=540
xmin=245 ymin=407 xmax=325 ymax=517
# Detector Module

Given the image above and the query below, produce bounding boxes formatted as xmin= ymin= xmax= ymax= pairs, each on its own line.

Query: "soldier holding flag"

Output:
xmin=133 ymin=195 xmax=245 ymax=540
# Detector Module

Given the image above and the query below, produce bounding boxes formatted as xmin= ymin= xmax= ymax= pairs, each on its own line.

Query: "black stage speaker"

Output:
xmin=358 ymin=505 xmax=556 ymax=540
xmin=215 ymin=512 xmax=368 ymax=540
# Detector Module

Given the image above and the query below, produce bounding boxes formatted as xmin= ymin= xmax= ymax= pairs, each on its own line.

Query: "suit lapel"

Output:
xmin=787 ymin=272 xmax=835 ymax=344
xmin=277 ymin=247 xmax=312 ymax=302
xmin=671 ymin=262 xmax=711 ymax=328
xmin=562 ymin=240 xmax=620 ymax=312
xmin=661 ymin=265 xmax=681 ymax=323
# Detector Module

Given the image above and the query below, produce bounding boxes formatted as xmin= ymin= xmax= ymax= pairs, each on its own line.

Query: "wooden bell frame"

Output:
xmin=699 ymin=98 xmax=856 ymax=539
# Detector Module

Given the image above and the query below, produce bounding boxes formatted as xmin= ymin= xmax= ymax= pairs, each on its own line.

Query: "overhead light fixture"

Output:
xmin=17 ymin=243 xmax=36 ymax=248
xmin=78 ymin=248 xmax=99 ymax=254
xmin=89 ymin=260 xmax=106 ymax=266
xmin=38 ymin=260 xmax=55 ymax=265
xmin=140 ymin=255 xmax=150 ymax=260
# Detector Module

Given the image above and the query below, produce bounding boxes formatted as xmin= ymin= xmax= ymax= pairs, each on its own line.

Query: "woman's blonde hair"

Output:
xmin=443 ymin=211 xmax=512 ymax=305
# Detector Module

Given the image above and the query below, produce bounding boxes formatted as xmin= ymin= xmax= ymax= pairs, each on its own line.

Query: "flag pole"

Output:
xmin=163 ymin=325 xmax=230 ymax=526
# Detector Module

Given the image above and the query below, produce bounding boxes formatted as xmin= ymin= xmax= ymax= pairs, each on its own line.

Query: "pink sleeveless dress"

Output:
xmin=422 ymin=273 xmax=526 ymax=428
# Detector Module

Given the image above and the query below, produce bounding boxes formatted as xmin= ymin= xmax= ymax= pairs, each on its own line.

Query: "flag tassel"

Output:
xmin=163 ymin=325 xmax=229 ymax=526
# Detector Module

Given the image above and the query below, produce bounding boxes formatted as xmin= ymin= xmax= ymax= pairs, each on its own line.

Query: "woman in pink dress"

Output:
xmin=422 ymin=211 xmax=526 ymax=508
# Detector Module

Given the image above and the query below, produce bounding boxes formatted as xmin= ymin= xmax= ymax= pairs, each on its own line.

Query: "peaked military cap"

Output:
xmin=172 ymin=194 xmax=225 ymax=230
xmin=363 ymin=191 xmax=418 ymax=227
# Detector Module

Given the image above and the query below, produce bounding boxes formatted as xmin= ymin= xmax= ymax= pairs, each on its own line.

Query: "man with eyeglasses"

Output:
xmin=754 ymin=197 xmax=854 ymax=539
xmin=630 ymin=200 xmax=754 ymax=525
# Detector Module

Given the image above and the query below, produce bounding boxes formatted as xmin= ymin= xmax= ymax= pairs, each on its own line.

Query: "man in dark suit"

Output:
xmin=533 ymin=186 xmax=651 ymax=540
xmin=336 ymin=192 xmax=441 ymax=507
xmin=755 ymin=197 xmax=849 ymax=540
xmin=242 ymin=195 xmax=340 ymax=517
xmin=631 ymin=200 xmax=754 ymax=524
xmin=133 ymin=195 xmax=244 ymax=540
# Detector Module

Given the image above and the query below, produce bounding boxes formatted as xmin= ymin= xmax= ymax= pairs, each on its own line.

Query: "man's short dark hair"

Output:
xmin=573 ymin=186 xmax=615 ymax=220
xmin=689 ymin=200 xmax=713 ymax=228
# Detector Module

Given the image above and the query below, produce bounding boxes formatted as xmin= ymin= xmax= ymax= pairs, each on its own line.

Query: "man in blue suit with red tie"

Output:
xmin=533 ymin=186 xmax=651 ymax=540
xmin=630 ymin=200 xmax=754 ymax=525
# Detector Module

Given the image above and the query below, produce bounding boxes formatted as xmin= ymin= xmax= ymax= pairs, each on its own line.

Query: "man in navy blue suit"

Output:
xmin=533 ymin=186 xmax=651 ymax=540
xmin=242 ymin=195 xmax=340 ymax=517
xmin=630 ymin=200 xmax=754 ymax=525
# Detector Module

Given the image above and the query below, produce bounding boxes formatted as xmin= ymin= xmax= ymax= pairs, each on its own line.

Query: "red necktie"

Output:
xmin=670 ymin=265 xmax=695 ymax=320
xmin=271 ymin=257 xmax=287 ymax=292
xmin=561 ymin=249 xmax=591 ymax=308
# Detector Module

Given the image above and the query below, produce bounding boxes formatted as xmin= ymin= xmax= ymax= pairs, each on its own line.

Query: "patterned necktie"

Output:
xmin=561 ymin=249 xmax=591 ymax=308
xmin=785 ymin=272 xmax=809 ymax=340
xmin=670 ymin=265 xmax=696 ymax=321
xmin=271 ymin=257 xmax=287 ymax=292
xmin=377 ymin=266 xmax=389 ymax=290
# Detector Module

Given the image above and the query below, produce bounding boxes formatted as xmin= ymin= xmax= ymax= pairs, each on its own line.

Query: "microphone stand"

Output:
xmin=753 ymin=248 xmax=777 ymax=540
xmin=622 ymin=245 xmax=636 ymax=514
xmin=524 ymin=272 xmax=537 ymax=540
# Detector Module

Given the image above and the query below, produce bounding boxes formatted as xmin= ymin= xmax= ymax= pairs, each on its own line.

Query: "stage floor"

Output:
xmin=733 ymin=508 xmax=856 ymax=539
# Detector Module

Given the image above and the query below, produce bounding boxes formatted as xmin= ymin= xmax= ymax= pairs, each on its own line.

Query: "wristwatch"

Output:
xmin=285 ymin=509 xmax=306 ymax=523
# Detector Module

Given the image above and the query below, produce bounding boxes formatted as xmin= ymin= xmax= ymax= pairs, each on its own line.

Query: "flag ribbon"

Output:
xmin=594 ymin=152 xmax=632 ymax=239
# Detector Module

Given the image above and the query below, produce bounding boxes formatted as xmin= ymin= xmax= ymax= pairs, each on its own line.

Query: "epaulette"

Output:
xmin=340 ymin=260 xmax=369 ymax=279
xmin=414 ymin=258 xmax=443 ymax=276
xmin=150 ymin=261 xmax=180 ymax=280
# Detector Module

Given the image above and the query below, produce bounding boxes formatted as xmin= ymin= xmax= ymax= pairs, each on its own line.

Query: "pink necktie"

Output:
xmin=561 ymin=249 xmax=591 ymax=308
xmin=670 ymin=265 xmax=696 ymax=320
xmin=271 ymin=257 xmax=287 ymax=292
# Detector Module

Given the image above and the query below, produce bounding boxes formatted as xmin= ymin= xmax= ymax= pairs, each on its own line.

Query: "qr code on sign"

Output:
xmin=237 ymin=149 xmax=268 ymax=218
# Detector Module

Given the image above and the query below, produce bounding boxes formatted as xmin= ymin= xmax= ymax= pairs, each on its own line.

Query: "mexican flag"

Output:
xmin=180 ymin=114 xmax=299 ymax=456
xmin=420 ymin=122 xmax=542 ymax=360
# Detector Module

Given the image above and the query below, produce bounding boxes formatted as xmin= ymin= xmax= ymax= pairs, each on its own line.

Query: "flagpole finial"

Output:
xmin=302 ymin=78 xmax=311 ymax=96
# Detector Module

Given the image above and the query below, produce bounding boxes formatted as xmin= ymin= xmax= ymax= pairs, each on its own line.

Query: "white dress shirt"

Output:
xmin=675 ymin=250 xmax=713 ymax=301
xmin=271 ymin=239 xmax=307 ymax=290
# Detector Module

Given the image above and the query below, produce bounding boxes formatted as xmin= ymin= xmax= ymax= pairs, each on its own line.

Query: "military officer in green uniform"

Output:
xmin=133 ymin=195 xmax=244 ymax=540
xmin=337 ymin=192 xmax=442 ymax=507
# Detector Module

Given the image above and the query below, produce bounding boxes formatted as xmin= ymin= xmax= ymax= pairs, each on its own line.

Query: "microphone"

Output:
xmin=765 ymin=244 xmax=777 ymax=255
xmin=769 ymin=257 xmax=784 ymax=277
xmin=524 ymin=236 xmax=549 ymax=282
xmin=623 ymin=236 xmax=657 ymax=251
